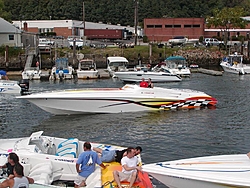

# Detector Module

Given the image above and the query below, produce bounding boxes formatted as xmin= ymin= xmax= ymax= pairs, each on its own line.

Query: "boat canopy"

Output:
xmin=165 ymin=56 xmax=186 ymax=61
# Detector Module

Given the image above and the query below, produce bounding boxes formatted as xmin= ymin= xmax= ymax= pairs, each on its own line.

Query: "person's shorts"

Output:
xmin=74 ymin=174 xmax=87 ymax=186
xmin=118 ymin=171 xmax=134 ymax=182
xmin=101 ymin=150 xmax=116 ymax=162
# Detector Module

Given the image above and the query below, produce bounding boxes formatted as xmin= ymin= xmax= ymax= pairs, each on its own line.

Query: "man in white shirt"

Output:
xmin=113 ymin=147 xmax=142 ymax=188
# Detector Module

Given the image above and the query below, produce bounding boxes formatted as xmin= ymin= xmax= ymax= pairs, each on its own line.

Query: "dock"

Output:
xmin=197 ymin=68 xmax=223 ymax=76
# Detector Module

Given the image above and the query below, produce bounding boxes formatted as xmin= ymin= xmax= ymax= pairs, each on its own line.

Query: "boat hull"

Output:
xmin=77 ymin=70 xmax=100 ymax=79
xmin=143 ymin=154 xmax=250 ymax=188
xmin=22 ymin=70 xmax=42 ymax=80
xmin=114 ymin=72 xmax=182 ymax=82
xmin=17 ymin=84 xmax=217 ymax=115
xmin=0 ymin=80 xmax=21 ymax=94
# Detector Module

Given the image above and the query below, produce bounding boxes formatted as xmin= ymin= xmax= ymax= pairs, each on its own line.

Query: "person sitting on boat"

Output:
xmin=140 ymin=78 xmax=148 ymax=88
xmin=0 ymin=153 xmax=19 ymax=179
xmin=93 ymin=146 xmax=142 ymax=163
xmin=0 ymin=70 xmax=9 ymax=80
xmin=74 ymin=142 xmax=106 ymax=188
xmin=147 ymin=78 xmax=154 ymax=88
xmin=113 ymin=148 xmax=142 ymax=188
xmin=0 ymin=163 xmax=34 ymax=188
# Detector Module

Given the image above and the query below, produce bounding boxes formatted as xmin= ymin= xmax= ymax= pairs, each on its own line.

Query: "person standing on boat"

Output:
xmin=74 ymin=142 xmax=106 ymax=188
xmin=0 ymin=163 xmax=34 ymax=188
xmin=140 ymin=78 xmax=148 ymax=87
xmin=147 ymin=78 xmax=154 ymax=88
xmin=0 ymin=153 xmax=19 ymax=179
xmin=113 ymin=148 xmax=142 ymax=188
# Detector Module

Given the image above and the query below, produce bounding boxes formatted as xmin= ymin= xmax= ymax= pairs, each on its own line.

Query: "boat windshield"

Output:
xmin=109 ymin=62 xmax=127 ymax=67
xmin=55 ymin=58 xmax=69 ymax=70
xmin=228 ymin=55 xmax=243 ymax=65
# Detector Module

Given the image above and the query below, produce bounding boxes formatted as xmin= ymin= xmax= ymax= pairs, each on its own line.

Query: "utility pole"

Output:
xmin=83 ymin=2 xmax=85 ymax=38
xmin=134 ymin=0 xmax=138 ymax=46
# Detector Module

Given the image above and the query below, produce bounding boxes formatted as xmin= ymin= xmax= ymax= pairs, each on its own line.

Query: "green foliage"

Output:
xmin=2 ymin=0 xmax=250 ymax=26
xmin=0 ymin=45 xmax=24 ymax=57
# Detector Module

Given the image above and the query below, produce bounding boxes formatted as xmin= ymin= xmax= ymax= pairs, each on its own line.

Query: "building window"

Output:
xmin=193 ymin=25 xmax=200 ymax=28
xmin=184 ymin=25 xmax=192 ymax=28
xmin=155 ymin=25 xmax=162 ymax=28
xmin=165 ymin=25 xmax=172 ymax=28
xmin=9 ymin=35 xmax=14 ymax=40
xmin=147 ymin=25 xmax=154 ymax=28
xmin=173 ymin=25 xmax=181 ymax=28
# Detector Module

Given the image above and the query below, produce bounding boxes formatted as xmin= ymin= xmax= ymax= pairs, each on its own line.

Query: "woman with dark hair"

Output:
xmin=0 ymin=153 xmax=19 ymax=178
xmin=0 ymin=163 xmax=34 ymax=188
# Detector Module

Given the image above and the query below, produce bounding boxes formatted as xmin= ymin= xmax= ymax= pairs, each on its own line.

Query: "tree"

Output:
xmin=206 ymin=7 xmax=247 ymax=49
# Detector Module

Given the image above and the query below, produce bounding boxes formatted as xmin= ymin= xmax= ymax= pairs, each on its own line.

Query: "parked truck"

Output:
xmin=84 ymin=29 xmax=132 ymax=40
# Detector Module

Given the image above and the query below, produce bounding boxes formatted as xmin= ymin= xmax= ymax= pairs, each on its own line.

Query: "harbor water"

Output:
xmin=1 ymin=73 xmax=250 ymax=187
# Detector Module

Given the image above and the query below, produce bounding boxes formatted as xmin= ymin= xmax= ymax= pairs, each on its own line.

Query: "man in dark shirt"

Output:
xmin=93 ymin=146 xmax=142 ymax=163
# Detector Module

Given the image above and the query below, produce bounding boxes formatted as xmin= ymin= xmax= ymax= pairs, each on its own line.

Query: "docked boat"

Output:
xmin=17 ymin=84 xmax=217 ymax=115
xmin=142 ymin=154 xmax=250 ymax=188
xmin=76 ymin=59 xmax=100 ymax=79
xmin=114 ymin=65 xmax=182 ymax=82
xmin=220 ymin=53 xmax=250 ymax=74
xmin=106 ymin=56 xmax=129 ymax=77
xmin=164 ymin=56 xmax=191 ymax=77
xmin=0 ymin=131 xmax=151 ymax=188
xmin=22 ymin=69 xmax=42 ymax=80
xmin=50 ymin=58 xmax=74 ymax=80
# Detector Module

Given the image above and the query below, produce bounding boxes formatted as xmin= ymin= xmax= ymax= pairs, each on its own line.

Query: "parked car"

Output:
xmin=68 ymin=38 xmax=84 ymax=50
xmin=168 ymin=36 xmax=188 ymax=46
xmin=203 ymin=38 xmax=224 ymax=47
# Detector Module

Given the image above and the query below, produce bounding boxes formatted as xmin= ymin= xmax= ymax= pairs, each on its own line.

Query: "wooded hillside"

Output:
xmin=1 ymin=0 xmax=250 ymax=26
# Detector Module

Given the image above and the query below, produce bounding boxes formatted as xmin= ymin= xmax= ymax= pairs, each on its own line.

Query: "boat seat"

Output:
xmin=56 ymin=138 xmax=79 ymax=158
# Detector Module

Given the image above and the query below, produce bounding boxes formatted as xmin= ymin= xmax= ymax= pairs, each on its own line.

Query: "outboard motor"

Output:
xmin=58 ymin=70 xmax=64 ymax=81
xmin=18 ymin=79 xmax=29 ymax=94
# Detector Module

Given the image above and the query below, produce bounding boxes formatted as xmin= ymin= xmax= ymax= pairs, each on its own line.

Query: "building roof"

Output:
xmin=12 ymin=20 xmax=138 ymax=33
xmin=0 ymin=18 xmax=21 ymax=34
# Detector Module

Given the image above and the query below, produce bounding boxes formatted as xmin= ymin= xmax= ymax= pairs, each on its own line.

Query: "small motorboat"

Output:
xmin=114 ymin=67 xmax=182 ymax=82
xmin=220 ymin=53 xmax=250 ymax=75
xmin=106 ymin=56 xmax=129 ymax=77
xmin=164 ymin=56 xmax=191 ymax=77
xmin=143 ymin=154 xmax=250 ymax=188
xmin=17 ymin=84 xmax=217 ymax=115
xmin=76 ymin=59 xmax=100 ymax=79
xmin=50 ymin=58 xmax=74 ymax=80
xmin=0 ymin=131 xmax=151 ymax=188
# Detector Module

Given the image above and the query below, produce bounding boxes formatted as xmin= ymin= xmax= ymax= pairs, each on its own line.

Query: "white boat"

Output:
xmin=220 ymin=53 xmax=250 ymax=74
xmin=0 ymin=80 xmax=22 ymax=94
xmin=106 ymin=56 xmax=129 ymax=77
xmin=17 ymin=84 xmax=217 ymax=115
xmin=50 ymin=58 xmax=74 ymax=80
xmin=114 ymin=66 xmax=182 ymax=82
xmin=0 ymin=77 xmax=29 ymax=94
xmin=164 ymin=56 xmax=191 ymax=77
xmin=22 ymin=69 xmax=42 ymax=80
xmin=0 ymin=131 xmax=150 ymax=188
xmin=77 ymin=59 xmax=100 ymax=79
xmin=142 ymin=154 xmax=250 ymax=188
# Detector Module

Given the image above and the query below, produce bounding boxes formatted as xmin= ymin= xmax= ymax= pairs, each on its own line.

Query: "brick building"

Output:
xmin=144 ymin=18 xmax=205 ymax=42
xmin=144 ymin=17 xmax=250 ymax=43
